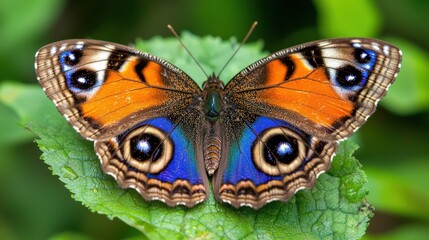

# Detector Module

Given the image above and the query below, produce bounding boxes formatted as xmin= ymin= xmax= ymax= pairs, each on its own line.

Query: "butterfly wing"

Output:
xmin=214 ymin=38 xmax=401 ymax=208
xmin=224 ymin=38 xmax=402 ymax=141
xmin=35 ymin=40 xmax=208 ymax=207
xmin=35 ymin=39 xmax=201 ymax=140
xmin=96 ymin=111 xmax=208 ymax=207
xmin=213 ymin=112 xmax=337 ymax=209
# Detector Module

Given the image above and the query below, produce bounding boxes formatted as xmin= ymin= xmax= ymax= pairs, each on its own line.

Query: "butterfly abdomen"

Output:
xmin=203 ymin=124 xmax=222 ymax=176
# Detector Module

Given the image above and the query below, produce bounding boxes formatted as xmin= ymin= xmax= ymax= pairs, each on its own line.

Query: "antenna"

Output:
xmin=167 ymin=24 xmax=209 ymax=78
xmin=217 ymin=21 xmax=258 ymax=78
xmin=168 ymin=21 xmax=258 ymax=79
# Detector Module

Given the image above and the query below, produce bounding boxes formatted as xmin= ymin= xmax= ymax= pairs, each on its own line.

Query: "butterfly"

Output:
xmin=34 ymin=34 xmax=401 ymax=209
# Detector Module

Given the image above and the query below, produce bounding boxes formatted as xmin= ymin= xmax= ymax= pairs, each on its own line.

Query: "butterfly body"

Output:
xmin=35 ymin=37 xmax=401 ymax=209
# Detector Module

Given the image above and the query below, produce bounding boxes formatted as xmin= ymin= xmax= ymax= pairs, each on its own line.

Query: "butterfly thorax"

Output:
xmin=202 ymin=75 xmax=225 ymax=123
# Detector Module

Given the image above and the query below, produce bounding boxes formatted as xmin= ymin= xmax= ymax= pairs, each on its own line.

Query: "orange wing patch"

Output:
xmin=143 ymin=61 xmax=165 ymax=86
xmin=259 ymin=55 xmax=354 ymax=127
xmin=263 ymin=59 xmax=287 ymax=85
xmin=80 ymin=59 xmax=168 ymax=126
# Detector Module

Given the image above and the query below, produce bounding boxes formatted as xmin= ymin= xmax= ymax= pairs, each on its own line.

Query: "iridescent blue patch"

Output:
xmin=223 ymin=116 xmax=307 ymax=185
xmin=59 ymin=51 xmax=74 ymax=80
xmin=354 ymin=48 xmax=377 ymax=85
xmin=131 ymin=117 xmax=203 ymax=185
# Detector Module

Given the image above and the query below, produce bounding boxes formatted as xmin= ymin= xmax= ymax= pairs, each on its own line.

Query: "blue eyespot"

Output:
xmin=335 ymin=65 xmax=365 ymax=90
xmin=354 ymin=48 xmax=376 ymax=70
xmin=59 ymin=49 xmax=100 ymax=93
xmin=130 ymin=133 xmax=162 ymax=162
xmin=264 ymin=134 xmax=298 ymax=165
xmin=68 ymin=69 xmax=97 ymax=91
xmin=333 ymin=48 xmax=377 ymax=91
xmin=59 ymin=49 xmax=82 ymax=67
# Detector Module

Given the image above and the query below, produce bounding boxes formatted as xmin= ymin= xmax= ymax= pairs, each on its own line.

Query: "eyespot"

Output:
xmin=130 ymin=133 xmax=163 ymax=162
xmin=252 ymin=127 xmax=306 ymax=176
xmin=121 ymin=125 xmax=173 ymax=174
xmin=354 ymin=48 xmax=376 ymax=70
xmin=59 ymin=47 xmax=106 ymax=95
xmin=69 ymin=69 xmax=98 ymax=91
xmin=263 ymin=134 xmax=298 ymax=165
xmin=334 ymin=65 xmax=365 ymax=90
xmin=60 ymin=49 xmax=83 ymax=66
xmin=327 ymin=47 xmax=377 ymax=94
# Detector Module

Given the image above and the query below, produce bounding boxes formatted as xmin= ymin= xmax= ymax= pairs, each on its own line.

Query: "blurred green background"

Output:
xmin=1 ymin=0 xmax=429 ymax=239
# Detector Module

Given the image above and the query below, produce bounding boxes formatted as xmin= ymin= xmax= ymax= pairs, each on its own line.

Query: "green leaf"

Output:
xmin=23 ymin=34 xmax=372 ymax=239
xmin=0 ymin=81 xmax=42 ymax=145
xmin=135 ymin=32 xmax=267 ymax=85
xmin=0 ymin=101 xmax=34 ymax=145
xmin=0 ymin=81 xmax=50 ymax=122
xmin=314 ymin=0 xmax=381 ymax=37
